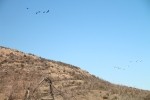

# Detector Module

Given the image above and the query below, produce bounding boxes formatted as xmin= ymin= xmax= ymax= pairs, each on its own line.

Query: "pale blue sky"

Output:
xmin=0 ymin=0 xmax=150 ymax=90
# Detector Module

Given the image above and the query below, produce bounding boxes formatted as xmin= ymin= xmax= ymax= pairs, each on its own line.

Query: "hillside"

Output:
xmin=0 ymin=46 xmax=150 ymax=100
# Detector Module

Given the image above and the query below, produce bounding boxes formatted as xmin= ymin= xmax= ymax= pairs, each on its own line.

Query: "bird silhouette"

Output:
xmin=114 ymin=66 xmax=126 ymax=70
xmin=46 ymin=10 xmax=49 ymax=13
xmin=26 ymin=8 xmax=29 ymax=10
xmin=129 ymin=61 xmax=133 ymax=63
xmin=35 ymin=11 xmax=41 ymax=14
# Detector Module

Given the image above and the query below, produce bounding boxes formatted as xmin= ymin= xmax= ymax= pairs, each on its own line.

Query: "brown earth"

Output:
xmin=0 ymin=46 xmax=150 ymax=100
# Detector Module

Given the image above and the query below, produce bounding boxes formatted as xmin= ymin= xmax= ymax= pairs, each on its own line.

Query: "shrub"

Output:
xmin=144 ymin=94 xmax=150 ymax=100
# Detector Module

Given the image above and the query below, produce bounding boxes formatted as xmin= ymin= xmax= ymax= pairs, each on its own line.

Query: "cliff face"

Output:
xmin=0 ymin=46 xmax=149 ymax=100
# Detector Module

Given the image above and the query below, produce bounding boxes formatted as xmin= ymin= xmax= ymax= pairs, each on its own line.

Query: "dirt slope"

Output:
xmin=0 ymin=46 xmax=150 ymax=100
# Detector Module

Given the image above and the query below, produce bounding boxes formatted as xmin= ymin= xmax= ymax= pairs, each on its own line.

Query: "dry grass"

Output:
xmin=0 ymin=46 xmax=150 ymax=100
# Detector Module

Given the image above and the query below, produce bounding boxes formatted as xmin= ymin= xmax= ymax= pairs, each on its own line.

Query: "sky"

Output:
xmin=0 ymin=0 xmax=150 ymax=90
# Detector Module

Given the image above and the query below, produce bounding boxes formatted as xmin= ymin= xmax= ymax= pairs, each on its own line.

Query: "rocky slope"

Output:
xmin=0 ymin=46 xmax=150 ymax=100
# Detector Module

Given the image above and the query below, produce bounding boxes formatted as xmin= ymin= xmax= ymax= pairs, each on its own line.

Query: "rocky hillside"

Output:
xmin=0 ymin=46 xmax=150 ymax=100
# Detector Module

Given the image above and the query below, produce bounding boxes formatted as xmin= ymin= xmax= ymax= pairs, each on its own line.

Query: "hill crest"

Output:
xmin=0 ymin=46 xmax=150 ymax=100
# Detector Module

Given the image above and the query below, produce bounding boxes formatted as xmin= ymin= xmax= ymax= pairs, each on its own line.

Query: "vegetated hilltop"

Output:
xmin=0 ymin=46 xmax=150 ymax=100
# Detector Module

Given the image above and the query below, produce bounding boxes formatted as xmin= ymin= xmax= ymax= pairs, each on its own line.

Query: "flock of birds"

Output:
xmin=26 ymin=8 xmax=50 ymax=15
xmin=113 ymin=59 xmax=143 ymax=71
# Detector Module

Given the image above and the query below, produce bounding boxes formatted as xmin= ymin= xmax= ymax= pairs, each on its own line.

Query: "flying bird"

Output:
xmin=36 ymin=11 xmax=41 ymax=14
xmin=114 ymin=66 xmax=126 ymax=70
xmin=114 ymin=66 xmax=120 ymax=69
xmin=26 ymin=8 xmax=29 ymax=10
xmin=46 ymin=10 xmax=49 ymax=13
xmin=129 ymin=61 xmax=133 ymax=63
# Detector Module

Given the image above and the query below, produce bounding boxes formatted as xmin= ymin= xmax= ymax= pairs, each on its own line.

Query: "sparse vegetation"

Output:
xmin=144 ymin=94 xmax=150 ymax=100
xmin=0 ymin=46 xmax=150 ymax=100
